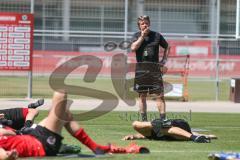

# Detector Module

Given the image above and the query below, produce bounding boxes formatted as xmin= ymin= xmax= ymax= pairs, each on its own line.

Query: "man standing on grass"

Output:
xmin=131 ymin=15 xmax=170 ymax=121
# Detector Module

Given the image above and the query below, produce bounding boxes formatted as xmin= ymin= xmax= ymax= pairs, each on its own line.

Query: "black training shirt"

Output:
xmin=131 ymin=30 xmax=168 ymax=63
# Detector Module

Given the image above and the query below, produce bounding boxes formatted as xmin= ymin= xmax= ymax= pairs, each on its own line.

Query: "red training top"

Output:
xmin=0 ymin=135 xmax=46 ymax=157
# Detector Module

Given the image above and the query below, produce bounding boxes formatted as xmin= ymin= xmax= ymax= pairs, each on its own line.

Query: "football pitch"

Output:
xmin=0 ymin=76 xmax=230 ymax=101
xmin=25 ymin=111 xmax=240 ymax=160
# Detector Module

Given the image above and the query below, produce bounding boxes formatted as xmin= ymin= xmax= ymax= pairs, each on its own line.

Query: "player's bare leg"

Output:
xmin=123 ymin=124 xmax=193 ymax=141
xmin=132 ymin=121 xmax=152 ymax=137
xmin=38 ymin=91 xmax=71 ymax=134
xmin=156 ymin=95 xmax=166 ymax=120
xmin=38 ymin=91 xmax=109 ymax=154
xmin=139 ymin=93 xmax=148 ymax=121
xmin=25 ymin=109 xmax=39 ymax=123
xmin=161 ymin=127 xmax=192 ymax=140
xmin=64 ymin=120 xmax=110 ymax=154
xmin=132 ymin=121 xmax=210 ymax=143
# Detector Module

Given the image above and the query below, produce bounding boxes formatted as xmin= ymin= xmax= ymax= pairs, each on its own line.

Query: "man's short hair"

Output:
xmin=137 ymin=15 xmax=150 ymax=27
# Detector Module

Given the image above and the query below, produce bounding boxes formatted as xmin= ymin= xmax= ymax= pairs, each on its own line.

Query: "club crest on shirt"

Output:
xmin=135 ymin=84 xmax=139 ymax=89
xmin=47 ymin=136 xmax=56 ymax=145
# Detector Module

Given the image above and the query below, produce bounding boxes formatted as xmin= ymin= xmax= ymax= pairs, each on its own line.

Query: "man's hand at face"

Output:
xmin=0 ymin=114 xmax=4 ymax=119
xmin=141 ymin=27 xmax=149 ymax=37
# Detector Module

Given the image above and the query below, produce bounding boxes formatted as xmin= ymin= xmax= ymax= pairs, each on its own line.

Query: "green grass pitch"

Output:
xmin=24 ymin=111 xmax=240 ymax=160
xmin=0 ymin=76 xmax=230 ymax=101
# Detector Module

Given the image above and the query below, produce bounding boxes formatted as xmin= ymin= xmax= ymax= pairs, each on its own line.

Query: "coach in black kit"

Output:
xmin=131 ymin=15 xmax=170 ymax=121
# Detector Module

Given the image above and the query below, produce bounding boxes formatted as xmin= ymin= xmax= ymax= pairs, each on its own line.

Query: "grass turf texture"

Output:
xmin=24 ymin=111 xmax=240 ymax=160
xmin=0 ymin=76 xmax=230 ymax=101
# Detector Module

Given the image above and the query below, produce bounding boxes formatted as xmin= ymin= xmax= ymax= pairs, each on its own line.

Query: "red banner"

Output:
xmin=32 ymin=51 xmax=240 ymax=78
xmin=168 ymin=40 xmax=212 ymax=56
xmin=0 ymin=12 xmax=34 ymax=71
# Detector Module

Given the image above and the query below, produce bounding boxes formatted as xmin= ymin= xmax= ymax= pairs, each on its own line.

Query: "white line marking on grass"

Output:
xmin=80 ymin=149 xmax=219 ymax=153
xmin=150 ymin=150 xmax=219 ymax=153
xmin=205 ymin=126 xmax=240 ymax=129
xmin=83 ymin=125 xmax=240 ymax=129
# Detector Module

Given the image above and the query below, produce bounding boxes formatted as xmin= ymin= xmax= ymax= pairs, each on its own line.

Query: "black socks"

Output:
xmin=190 ymin=134 xmax=211 ymax=143
xmin=190 ymin=134 xmax=198 ymax=141
xmin=141 ymin=113 xmax=148 ymax=121
xmin=160 ymin=113 xmax=166 ymax=120
xmin=140 ymin=113 xmax=166 ymax=121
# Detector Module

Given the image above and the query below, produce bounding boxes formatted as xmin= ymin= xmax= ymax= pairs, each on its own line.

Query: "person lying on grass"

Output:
xmin=0 ymin=99 xmax=44 ymax=132
xmin=0 ymin=102 xmax=82 ymax=156
xmin=122 ymin=119 xmax=217 ymax=143
xmin=0 ymin=91 xmax=148 ymax=160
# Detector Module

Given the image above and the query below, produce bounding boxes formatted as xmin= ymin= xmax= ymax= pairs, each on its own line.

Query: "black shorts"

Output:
xmin=134 ymin=62 xmax=164 ymax=94
xmin=171 ymin=119 xmax=191 ymax=133
xmin=28 ymin=125 xmax=63 ymax=156
xmin=147 ymin=119 xmax=192 ymax=140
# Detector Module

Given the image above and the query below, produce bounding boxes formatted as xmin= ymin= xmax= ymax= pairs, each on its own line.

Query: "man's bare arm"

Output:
xmin=131 ymin=36 xmax=144 ymax=52
xmin=131 ymin=27 xmax=149 ymax=52
xmin=122 ymin=133 xmax=146 ymax=140
xmin=160 ymin=46 xmax=170 ymax=65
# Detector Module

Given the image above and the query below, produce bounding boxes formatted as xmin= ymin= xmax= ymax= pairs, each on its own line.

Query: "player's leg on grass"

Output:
xmin=64 ymin=120 xmax=110 ymax=154
xmin=125 ymin=121 xmax=191 ymax=140
xmin=38 ymin=91 xmax=110 ymax=154
xmin=24 ymin=108 xmax=39 ymax=127
xmin=65 ymin=120 xmax=149 ymax=154
xmin=191 ymin=131 xmax=217 ymax=139
xmin=38 ymin=91 xmax=70 ymax=135
xmin=132 ymin=121 xmax=152 ymax=137
xmin=132 ymin=120 xmax=210 ymax=143
xmin=162 ymin=127 xmax=210 ymax=143
xmin=38 ymin=91 xmax=138 ymax=154
xmin=161 ymin=127 xmax=192 ymax=140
